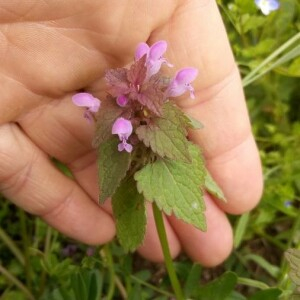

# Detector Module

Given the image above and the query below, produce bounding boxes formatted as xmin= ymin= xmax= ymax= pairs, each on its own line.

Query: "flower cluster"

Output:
xmin=72 ymin=40 xmax=198 ymax=153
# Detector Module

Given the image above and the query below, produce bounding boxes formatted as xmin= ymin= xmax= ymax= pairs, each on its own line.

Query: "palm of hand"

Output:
xmin=0 ymin=0 xmax=262 ymax=266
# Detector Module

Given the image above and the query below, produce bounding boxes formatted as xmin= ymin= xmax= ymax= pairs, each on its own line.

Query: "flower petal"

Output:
xmin=165 ymin=67 xmax=198 ymax=98
xmin=118 ymin=142 xmax=125 ymax=152
xmin=149 ymin=40 xmax=167 ymax=61
xmin=124 ymin=143 xmax=133 ymax=153
xmin=112 ymin=117 xmax=133 ymax=139
xmin=135 ymin=42 xmax=149 ymax=60
xmin=175 ymin=68 xmax=198 ymax=84
xmin=116 ymin=95 xmax=129 ymax=107
xmin=269 ymin=0 xmax=280 ymax=9
xmin=72 ymin=93 xmax=101 ymax=112
xmin=255 ymin=0 xmax=280 ymax=15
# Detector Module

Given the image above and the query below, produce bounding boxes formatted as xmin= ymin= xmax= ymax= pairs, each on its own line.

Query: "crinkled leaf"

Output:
xmin=205 ymin=170 xmax=226 ymax=202
xmin=136 ymin=102 xmax=191 ymax=162
xmin=105 ymin=68 xmax=130 ymax=96
xmin=134 ymin=143 xmax=206 ymax=230
xmin=98 ymin=138 xmax=131 ymax=203
xmin=127 ymin=55 xmax=147 ymax=86
xmin=185 ymin=113 xmax=204 ymax=129
xmin=285 ymin=249 xmax=300 ymax=287
xmin=112 ymin=177 xmax=146 ymax=252
xmin=167 ymin=103 xmax=201 ymax=134
xmin=93 ymin=97 xmax=122 ymax=147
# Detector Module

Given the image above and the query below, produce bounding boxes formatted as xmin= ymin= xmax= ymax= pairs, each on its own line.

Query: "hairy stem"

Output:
xmin=152 ymin=203 xmax=184 ymax=300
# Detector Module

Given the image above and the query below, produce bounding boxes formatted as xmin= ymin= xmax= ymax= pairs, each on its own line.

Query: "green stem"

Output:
xmin=130 ymin=274 xmax=174 ymax=298
xmin=237 ymin=277 xmax=270 ymax=290
xmin=19 ymin=210 xmax=32 ymax=292
xmin=114 ymin=275 xmax=127 ymax=299
xmin=0 ymin=226 xmax=25 ymax=265
xmin=37 ymin=226 xmax=53 ymax=297
xmin=103 ymin=244 xmax=116 ymax=300
xmin=44 ymin=226 xmax=52 ymax=256
xmin=152 ymin=203 xmax=184 ymax=300
xmin=0 ymin=264 xmax=35 ymax=300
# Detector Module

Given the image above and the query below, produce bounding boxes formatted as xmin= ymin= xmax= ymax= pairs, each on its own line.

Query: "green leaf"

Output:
xmin=234 ymin=212 xmax=250 ymax=249
xmin=205 ymin=170 xmax=226 ymax=202
xmin=86 ymin=270 xmax=103 ymax=300
xmin=93 ymin=97 xmax=122 ymax=147
xmin=225 ymin=291 xmax=247 ymax=300
xmin=112 ymin=177 xmax=146 ymax=252
xmin=195 ymin=271 xmax=238 ymax=300
xmin=135 ymin=143 xmax=206 ymax=230
xmin=136 ymin=102 xmax=191 ymax=162
xmin=71 ymin=272 xmax=88 ymax=300
xmin=248 ymin=288 xmax=282 ymax=300
xmin=183 ymin=264 xmax=202 ymax=298
xmin=98 ymin=138 xmax=131 ymax=203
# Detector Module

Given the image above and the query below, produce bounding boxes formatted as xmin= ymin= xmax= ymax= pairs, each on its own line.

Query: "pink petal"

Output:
xmin=147 ymin=60 xmax=164 ymax=77
xmin=72 ymin=93 xmax=101 ymax=112
xmin=116 ymin=95 xmax=128 ymax=107
xmin=165 ymin=67 xmax=198 ymax=99
xmin=135 ymin=43 xmax=149 ymax=60
xmin=166 ymin=82 xmax=186 ymax=98
xmin=118 ymin=143 xmax=125 ymax=152
xmin=175 ymin=68 xmax=198 ymax=84
xmin=149 ymin=40 xmax=167 ymax=60
xmin=112 ymin=117 xmax=133 ymax=139
xmin=124 ymin=143 xmax=133 ymax=153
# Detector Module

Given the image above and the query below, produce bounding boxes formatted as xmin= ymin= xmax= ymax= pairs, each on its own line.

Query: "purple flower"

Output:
xmin=72 ymin=93 xmax=101 ymax=122
xmin=255 ymin=0 xmax=280 ymax=15
xmin=86 ymin=247 xmax=95 ymax=256
xmin=284 ymin=200 xmax=293 ymax=208
xmin=112 ymin=117 xmax=133 ymax=153
xmin=61 ymin=244 xmax=77 ymax=257
xmin=135 ymin=40 xmax=173 ymax=77
xmin=116 ymin=95 xmax=129 ymax=107
xmin=165 ymin=67 xmax=198 ymax=99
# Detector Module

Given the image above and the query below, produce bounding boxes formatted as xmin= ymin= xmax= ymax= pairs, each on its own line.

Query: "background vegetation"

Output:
xmin=0 ymin=0 xmax=299 ymax=299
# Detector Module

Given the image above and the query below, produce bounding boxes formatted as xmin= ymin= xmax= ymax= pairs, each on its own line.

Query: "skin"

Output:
xmin=0 ymin=0 xmax=263 ymax=266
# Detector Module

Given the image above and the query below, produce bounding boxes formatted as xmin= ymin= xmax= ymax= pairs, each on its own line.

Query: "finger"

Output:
xmin=18 ymin=97 xmax=181 ymax=261
xmin=0 ymin=72 xmax=47 ymax=124
xmin=149 ymin=0 xmax=263 ymax=214
xmin=168 ymin=194 xmax=233 ymax=267
xmin=0 ymin=123 xmax=115 ymax=245
xmin=0 ymin=0 xmax=176 ymax=124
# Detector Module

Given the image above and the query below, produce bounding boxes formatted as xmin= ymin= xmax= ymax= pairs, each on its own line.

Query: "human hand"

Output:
xmin=0 ymin=0 xmax=262 ymax=266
